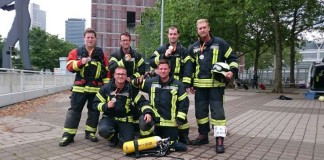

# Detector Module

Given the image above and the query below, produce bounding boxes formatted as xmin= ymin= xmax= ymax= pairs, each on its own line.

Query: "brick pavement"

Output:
xmin=0 ymin=87 xmax=323 ymax=160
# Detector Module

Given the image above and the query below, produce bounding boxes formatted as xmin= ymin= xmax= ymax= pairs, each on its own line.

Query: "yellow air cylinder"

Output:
xmin=319 ymin=96 xmax=324 ymax=102
xmin=123 ymin=136 xmax=162 ymax=154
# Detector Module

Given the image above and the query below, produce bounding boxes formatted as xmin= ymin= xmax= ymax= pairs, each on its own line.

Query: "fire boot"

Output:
xmin=59 ymin=133 xmax=75 ymax=147
xmin=189 ymin=134 xmax=209 ymax=145
xmin=85 ymin=131 xmax=98 ymax=142
xmin=179 ymin=129 xmax=190 ymax=145
xmin=216 ymin=137 xmax=225 ymax=153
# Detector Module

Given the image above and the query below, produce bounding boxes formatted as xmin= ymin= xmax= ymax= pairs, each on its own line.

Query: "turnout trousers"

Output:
xmin=194 ymin=87 xmax=226 ymax=135
xmin=63 ymin=92 xmax=100 ymax=135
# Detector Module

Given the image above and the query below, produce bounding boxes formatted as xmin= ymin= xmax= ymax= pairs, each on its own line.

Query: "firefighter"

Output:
xmin=187 ymin=19 xmax=238 ymax=153
xmin=59 ymin=28 xmax=110 ymax=147
xmin=136 ymin=59 xmax=189 ymax=151
xmin=148 ymin=26 xmax=193 ymax=145
xmin=108 ymin=32 xmax=146 ymax=137
xmin=93 ymin=66 xmax=153 ymax=147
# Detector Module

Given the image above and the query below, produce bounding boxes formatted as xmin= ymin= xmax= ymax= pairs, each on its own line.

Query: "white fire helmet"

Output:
xmin=211 ymin=62 xmax=230 ymax=76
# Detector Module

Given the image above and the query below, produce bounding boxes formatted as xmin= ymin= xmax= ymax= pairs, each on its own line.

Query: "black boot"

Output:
xmin=216 ymin=137 xmax=225 ymax=153
xmin=59 ymin=133 xmax=74 ymax=147
xmin=85 ymin=131 xmax=98 ymax=142
xmin=179 ymin=129 xmax=190 ymax=145
xmin=189 ymin=134 xmax=209 ymax=145
xmin=107 ymin=134 xmax=119 ymax=147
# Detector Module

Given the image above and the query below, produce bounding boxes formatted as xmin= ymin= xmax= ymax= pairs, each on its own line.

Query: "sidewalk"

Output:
xmin=0 ymin=88 xmax=323 ymax=160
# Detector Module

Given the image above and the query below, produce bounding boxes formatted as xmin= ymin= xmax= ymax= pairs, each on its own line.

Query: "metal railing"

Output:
xmin=0 ymin=68 xmax=75 ymax=95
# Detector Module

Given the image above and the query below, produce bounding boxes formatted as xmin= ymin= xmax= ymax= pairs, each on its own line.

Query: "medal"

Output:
xmin=199 ymin=54 xmax=204 ymax=60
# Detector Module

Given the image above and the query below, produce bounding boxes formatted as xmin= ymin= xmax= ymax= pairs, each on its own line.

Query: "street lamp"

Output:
xmin=314 ymin=39 xmax=324 ymax=63
xmin=160 ymin=0 xmax=164 ymax=45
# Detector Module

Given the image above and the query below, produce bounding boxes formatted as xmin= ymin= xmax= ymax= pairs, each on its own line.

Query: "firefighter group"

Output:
xmin=58 ymin=19 xmax=239 ymax=155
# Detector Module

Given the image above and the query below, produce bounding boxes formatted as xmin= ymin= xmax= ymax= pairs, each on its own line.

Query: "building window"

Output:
xmin=127 ymin=11 xmax=135 ymax=27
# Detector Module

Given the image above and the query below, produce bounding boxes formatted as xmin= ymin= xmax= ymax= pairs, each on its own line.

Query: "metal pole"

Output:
xmin=9 ymin=46 xmax=13 ymax=69
xmin=160 ymin=0 xmax=164 ymax=46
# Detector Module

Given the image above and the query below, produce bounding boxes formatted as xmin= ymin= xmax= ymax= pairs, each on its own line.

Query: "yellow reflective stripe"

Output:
xmin=193 ymin=78 xmax=226 ymax=88
xmin=229 ymin=62 xmax=239 ymax=68
xmin=114 ymin=116 xmax=133 ymax=122
xmin=117 ymin=60 xmax=125 ymax=67
xmin=133 ymin=120 xmax=139 ymax=123
xmin=102 ymin=78 xmax=109 ymax=84
xmin=150 ymin=87 xmax=155 ymax=107
xmin=67 ymin=60 xmax=74 ymax=66
xmin=174 ymin=57 xmax=180 ymax=74
xmin=194 ymin=54 xmax=200 ymax=78
xmin=72 ymin=61 xmax=81 ymax=71
xmin=174 ymin=75 xmax=180 ymax=80
xmin=177 ymin=111 xmax=186 ymax=120
xmin=126 ymin=98 xmax=131 ymax=113
xmin=63 ymin=128 xmax=77 ymax=134
xmin=197 ymin=117 xmax=209 ymax=125
xmin=98 ymin=103 xmax=105 ymax=112
xmin=178 ymin=92 xmax=188 ymax=101
xmin=84 ymin=86 xmax=100 ymax=93
xmin=182 ymin=77 xmax=191 ymax=84
xmin=85 ymin=125 xmax=97 ymax=132
xmin=154 ymin=51 xmax=160 ymax=65
xmin=183 ymin=56 xmax=191 ymax=63
xmin=212 ymin=48 xmax=218 ymax=65
xmin=140 ymin=126 xmax=154 ymax=136
xmin=171 ymin=91 xmax=177 ymax=123
xmin=178 ymin=123 xmax=189 ymax=129
xmin=156 ymin=119 xmax=177 ymax=127
xmin=133 ymin=72 xmax=140 ymax=78
xmin=134 ymin=93 xmax=141 ymax=103
xmin=137 ymin=58 xmax=144 ymax=67
xmin=94 ymin=62 xmax=101 ymax=79
xmin=141 ymin=105 xmax=153 ymax=113
xmin=224 ymin=47 xmax=233 ymax=58
xmin=96 ymin=93 xmax=106 ymax=103
xmin=106 ymin=133 xmax=115 ymax=141
xmin=72 ymin=86 xmax=85 ymax=92
xmin=109 ymin=57 xmax=118 ymax=63
xmin=211 ymin=119 xmax=226 ymax=126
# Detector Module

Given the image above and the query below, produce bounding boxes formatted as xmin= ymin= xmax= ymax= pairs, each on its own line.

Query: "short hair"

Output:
xmin=196 ymin=19 xmax=209 ymax=27
xmin=120 ymin=32 xmax=131 ymax=40
xmin=84 ymin=28 xmax=97 ymax=37
xmin=158 ymin=59 xmax=171 ymax=68
xmin=167 ymin=26 xmax=179 ymax=34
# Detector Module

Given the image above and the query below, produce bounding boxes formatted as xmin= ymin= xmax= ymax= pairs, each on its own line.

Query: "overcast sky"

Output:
xmin=0 ymin=0 xmax=91 ymax=39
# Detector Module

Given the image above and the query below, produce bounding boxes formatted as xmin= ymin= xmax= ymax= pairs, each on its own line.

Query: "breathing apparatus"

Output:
xmin=123 ymin=136 xmax=171 ymax=158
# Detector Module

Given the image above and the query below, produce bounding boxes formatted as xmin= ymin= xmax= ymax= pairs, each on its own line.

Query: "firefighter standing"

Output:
xmin=93 ymin=67 xmax=153 ymax=147
xmin=109 ymin=32 xmax=146 ymax=137
xmin=59 ymin=28 xmax=110 ymax=147
xmin=188 ymin=19 xmax=238 ymax=153
xmin=136 ymin=59 xmax=189 ymax=151
xmin=148 ymin=26 xmax=193 ymax=145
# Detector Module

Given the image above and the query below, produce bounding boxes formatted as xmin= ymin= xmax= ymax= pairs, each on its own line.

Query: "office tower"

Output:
xmin=91 ymin=0 xmax=157 ymax=54
xmin=65 ymin=18 xmax=86 ymax=47
xmin=29 ymin=3 xmax=46 ymax=31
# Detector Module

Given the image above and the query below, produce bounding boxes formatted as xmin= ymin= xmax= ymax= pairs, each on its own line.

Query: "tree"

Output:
xmin=29 ymin=27 xmax=76 ymax=71
xmin=283 ymin=0 xmax=324 ymax=87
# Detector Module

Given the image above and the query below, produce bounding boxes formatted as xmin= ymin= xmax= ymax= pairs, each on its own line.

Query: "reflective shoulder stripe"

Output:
xmin=151 ymin=84 xmax=161 ymax=88
xmin=224 ymin=47 xmax=233 ymax=58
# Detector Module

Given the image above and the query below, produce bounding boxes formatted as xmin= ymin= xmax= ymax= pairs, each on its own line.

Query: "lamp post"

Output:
xmin=160 ymin=0 xmax=164 ymax=46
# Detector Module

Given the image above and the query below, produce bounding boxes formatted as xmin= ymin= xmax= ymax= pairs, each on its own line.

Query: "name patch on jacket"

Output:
xmin=151 ymin=84 xmax=179 ymax=90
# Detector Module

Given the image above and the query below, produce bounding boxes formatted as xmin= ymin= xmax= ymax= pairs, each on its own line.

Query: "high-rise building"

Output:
xmin=65 ymin=18 xmax=86 ymax=47
xmin=29 ymin=3 xmax=46 ymax=31
xmin=91 ymin=0 xmax=157 ymax=55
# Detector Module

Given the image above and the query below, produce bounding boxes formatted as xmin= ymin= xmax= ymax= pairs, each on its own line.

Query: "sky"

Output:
xmin=0 ymin=0 xmax=91 ymax=39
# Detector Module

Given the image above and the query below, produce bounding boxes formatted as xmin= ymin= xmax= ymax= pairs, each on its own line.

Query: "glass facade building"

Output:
xmin=65 ymin=18 xmax=86 ymax=47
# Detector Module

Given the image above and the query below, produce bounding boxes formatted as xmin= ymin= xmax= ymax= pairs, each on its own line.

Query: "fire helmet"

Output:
xmin=211 ymin=62 xmax=230 ymax=76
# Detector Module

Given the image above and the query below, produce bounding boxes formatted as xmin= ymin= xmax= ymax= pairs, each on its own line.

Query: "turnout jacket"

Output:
xmin=149 ymin=43 xmax=193 ymax=86
xmin=93 ymin=79 xmax=153 ymax=122
xmin=109 ymin=47 xmax=145 ymax=80
xmin=66 ymin=46 xmax=110 ymax=93
xmin=188 ymin=35 xmax=238 ymax=88
xmin=139 ymin=76 xmax=189 ymax=127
